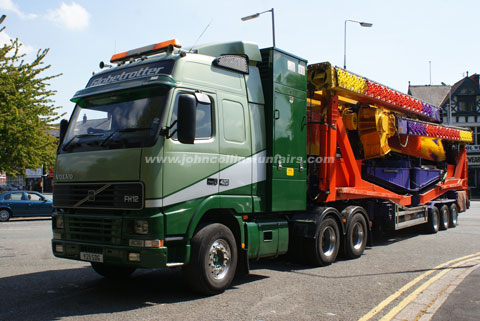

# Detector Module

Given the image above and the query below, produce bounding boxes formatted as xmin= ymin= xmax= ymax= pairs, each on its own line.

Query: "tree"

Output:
xmin=0 ymin=37 xmax=62 ymax=175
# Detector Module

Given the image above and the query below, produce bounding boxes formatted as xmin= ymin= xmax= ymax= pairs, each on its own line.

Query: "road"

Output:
xmin=0 ymin=203 xmax=479 ymax=321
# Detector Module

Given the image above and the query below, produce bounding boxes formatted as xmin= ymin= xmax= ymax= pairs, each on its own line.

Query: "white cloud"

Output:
xmin=46 ymin=2 xmax=89 ymax=31
xmin=0 ymin=0 xmax=37 ymax=19
xmin=0 ymin=31 xmax=35 ymax=57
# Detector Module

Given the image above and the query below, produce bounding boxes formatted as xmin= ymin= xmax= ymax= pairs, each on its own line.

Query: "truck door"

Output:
xmin=162 ymin=90 xmax=219 ymax=215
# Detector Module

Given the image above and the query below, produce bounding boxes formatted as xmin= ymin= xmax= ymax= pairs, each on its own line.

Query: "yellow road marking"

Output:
xmin=358 ymin=252 xmax=480 ymax=321
xmin=379 ymin=255 xmax=480 ymax=321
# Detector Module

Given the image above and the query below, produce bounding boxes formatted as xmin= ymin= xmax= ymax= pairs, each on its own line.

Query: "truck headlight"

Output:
xmin=55 ymin=216 xmax=64 ymax=229
xmin=134 ymin=220 xmax=148 ymax=234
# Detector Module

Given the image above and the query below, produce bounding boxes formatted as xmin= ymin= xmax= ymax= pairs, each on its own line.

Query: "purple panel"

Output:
xmin=366 ymin=167 xmax=410 ymax=190
xmin=408 ymin=121 xmax=416 ymax=135
xmin=397 ymin=118 xmax=408 ymax=134
xmin=411 ymin=167 xmax=441 ymax=189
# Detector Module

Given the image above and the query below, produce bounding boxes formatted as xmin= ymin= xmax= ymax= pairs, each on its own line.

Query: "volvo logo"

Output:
xmin=56 ymin=173 xmax=74 ymax=180
xmin=88 ymin=190 xmax=95 ymax=201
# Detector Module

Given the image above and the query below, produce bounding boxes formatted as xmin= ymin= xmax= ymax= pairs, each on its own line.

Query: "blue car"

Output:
xmin=0 ymin=191 xmax=53 ymax=222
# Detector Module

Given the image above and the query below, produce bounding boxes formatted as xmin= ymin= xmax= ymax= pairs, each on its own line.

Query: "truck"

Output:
xmin=52 ymin=39 xmax=472 ymax=294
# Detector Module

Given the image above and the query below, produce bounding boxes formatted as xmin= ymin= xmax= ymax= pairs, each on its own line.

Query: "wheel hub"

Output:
xmin=208 ymin=240 xmax=231 ymax=280
xmin=0 ymin=211 xmax=9 ymax=221
xmin=352 ymin=222 xmax=364 ymax=250
xmin=321 ymin=226 xmax=336 ymax=257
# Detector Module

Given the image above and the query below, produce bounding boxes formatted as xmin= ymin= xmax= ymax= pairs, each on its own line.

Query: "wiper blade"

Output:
xmin=100 ymin=128 xmax=151 ymax=147
xmin=62 ymin=134 xmax=103 ymax=151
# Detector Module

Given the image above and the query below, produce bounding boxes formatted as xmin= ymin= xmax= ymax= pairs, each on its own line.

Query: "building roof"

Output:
xmin=407 ymin=84 xmax=451 ymax=107
xmin=439 ymin=74 xmax=480 ymax=107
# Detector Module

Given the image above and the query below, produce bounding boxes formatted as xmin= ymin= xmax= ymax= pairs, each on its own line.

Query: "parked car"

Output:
xmin=0 ymin=184 xmax=20 ymax=192
xmin=0 ymin=191 xmax=53 ymax=221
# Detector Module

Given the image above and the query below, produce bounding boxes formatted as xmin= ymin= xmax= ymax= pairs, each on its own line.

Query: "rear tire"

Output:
xmin=449 ymin=203 xmax=458 ymax=228
xmin=425 ymin=207 xmax=440 ymax=234
xmin=307 ymin=217 xmax=340 ymax=266
xmin=0 ymin=209 xmax=10 ymax=222
xmin=91 ymin=262 xmax=136 ymax=279
xmin=439 ymin=205 xmax=450 ymax=230
xmin=183 ymin=223 xmax=237 ymax=295
xmin=344 ymin=214 xmax=367 ymax=259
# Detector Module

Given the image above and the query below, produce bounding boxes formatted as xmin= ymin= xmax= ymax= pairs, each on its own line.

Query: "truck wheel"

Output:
xmin=91 ymin=262 xmax=136 ymax=279
xmin=183 ymin=223 xmax=237 ymax=295
xmin=344 ymin=214 xmax=367 ymax=259
xmin=0 ymin=209 xmax=11 ymax=222
xmin=307 ymin=217 xmax=340 ymax=266
xmin=439 ymin=205 xmax=450 ymax=230
xmin=425 ymin=207 xmax=440 ymax=234
xmin=449 ymin=203 xmax=458 ymax=228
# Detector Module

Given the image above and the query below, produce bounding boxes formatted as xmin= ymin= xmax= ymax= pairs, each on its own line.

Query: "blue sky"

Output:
xmin=1 ymin=0 xmax=478 ymax=119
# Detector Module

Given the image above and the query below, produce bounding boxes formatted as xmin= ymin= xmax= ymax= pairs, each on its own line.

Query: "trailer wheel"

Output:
xmin=449 ymin=203 xmax=458 ymax=228
xmin=91 ymin=263 xmax=136 ymax=279
xmin=307 ymin=217 xmax=340 ymax=266
xmin=425 ymin=207 xmax=440 ymax=234
xmin=183 ymin=223 xmax=237 ymax=295
xmin=439 ymin=205 xmax=450 ymax=230
xmin=344 ymin=214 xmax=367 ymax=259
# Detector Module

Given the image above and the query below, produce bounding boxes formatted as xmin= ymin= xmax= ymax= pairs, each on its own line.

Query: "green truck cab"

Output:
xmin=52 ymin=40 xmax=306 ymax=294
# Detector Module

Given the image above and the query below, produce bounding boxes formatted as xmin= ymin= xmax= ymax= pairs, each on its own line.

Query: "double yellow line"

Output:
xmin=358 ymin=252 xmax=480 ymax=321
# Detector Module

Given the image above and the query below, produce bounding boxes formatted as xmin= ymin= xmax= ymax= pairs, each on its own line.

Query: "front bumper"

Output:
xmin=51 ymin=239 xmax=168 ymax=268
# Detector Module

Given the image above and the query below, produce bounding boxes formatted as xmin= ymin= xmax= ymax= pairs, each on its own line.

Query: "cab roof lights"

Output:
xmin=110 ymin=39 xmax=181 ymax=63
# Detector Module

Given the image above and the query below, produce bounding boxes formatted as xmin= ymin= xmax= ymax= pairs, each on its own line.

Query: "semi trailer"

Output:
xmin=52 ymin=39 xmax=472 ymax=294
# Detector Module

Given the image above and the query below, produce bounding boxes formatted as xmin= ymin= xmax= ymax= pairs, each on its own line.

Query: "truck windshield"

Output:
xmin=61 ymin=86 xmax=169 ymax=153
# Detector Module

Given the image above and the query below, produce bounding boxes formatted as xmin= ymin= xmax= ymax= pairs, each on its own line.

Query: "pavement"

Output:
xmin=387 ymin=256 xmax=480 ymax=321
xmin=432 ymin=265 xmax=480 ymax=321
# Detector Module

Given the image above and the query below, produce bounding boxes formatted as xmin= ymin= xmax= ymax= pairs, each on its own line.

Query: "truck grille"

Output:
xmin=67 ymin=216 xmax=122 ymax=244
xmin=54 ymin=182 xmax=143 ymax=210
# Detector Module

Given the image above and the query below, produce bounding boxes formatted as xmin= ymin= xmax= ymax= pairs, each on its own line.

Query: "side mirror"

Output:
xmin=177 ymin=94 xmax=196 ymax=144
xmin=59 ymin=119 xmax=69 ymax=144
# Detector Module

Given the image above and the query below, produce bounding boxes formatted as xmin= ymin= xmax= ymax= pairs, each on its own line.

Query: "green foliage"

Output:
xmin=0 ymin=38 xmax=63 ymax=175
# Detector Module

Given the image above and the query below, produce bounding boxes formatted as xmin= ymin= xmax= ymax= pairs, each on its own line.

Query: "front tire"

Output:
xmin=344 ymin=214 xmax=367 ymax=259
xmin=0 ymin=209 xmax=11 ymax=222
xmin=307 ymin=217 xmax=340 ymax=266
xmin=91 ymin=262 xmax=136 ymax=279
xmin=183 ymin=223 xmax=237 ymax=295
xmin=439 ymin=205 xmax=450 ymax=230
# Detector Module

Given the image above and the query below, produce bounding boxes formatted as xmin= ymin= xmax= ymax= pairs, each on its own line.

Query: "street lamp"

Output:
xmin=241 ymin=8 xmax=276 ymax=47
xmin=344 ymin=19 xmax=373 ymax=69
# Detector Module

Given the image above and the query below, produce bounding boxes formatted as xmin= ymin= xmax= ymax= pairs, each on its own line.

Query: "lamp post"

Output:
xmin=241 ymin=8 xmax=276 ymax=47
xmin=344 ymin=19 xmax=373 ymax=69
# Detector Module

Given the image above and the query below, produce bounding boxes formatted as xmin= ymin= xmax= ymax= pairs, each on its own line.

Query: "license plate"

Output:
xmin=80 ymin=252 xmax=104 ymax=263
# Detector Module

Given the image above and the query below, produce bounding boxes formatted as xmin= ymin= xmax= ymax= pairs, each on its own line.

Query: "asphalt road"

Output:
xmin=1 ymin=203 xmax=479 ymax=321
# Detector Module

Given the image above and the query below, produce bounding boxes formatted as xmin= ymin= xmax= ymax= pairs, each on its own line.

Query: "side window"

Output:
xmin=9 ymin=192 xmax=23 ymax=201
xmin=170 ymin=93 xmax=213 ymax=140
xmin=27 ymin=193 xmax=42 ymax=201
xmin=222 ymin=100 xmax=245 ymax=143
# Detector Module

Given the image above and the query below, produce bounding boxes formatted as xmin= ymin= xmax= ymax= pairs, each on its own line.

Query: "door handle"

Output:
xmin=274 ymin=109 xmax=280 ymax=120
